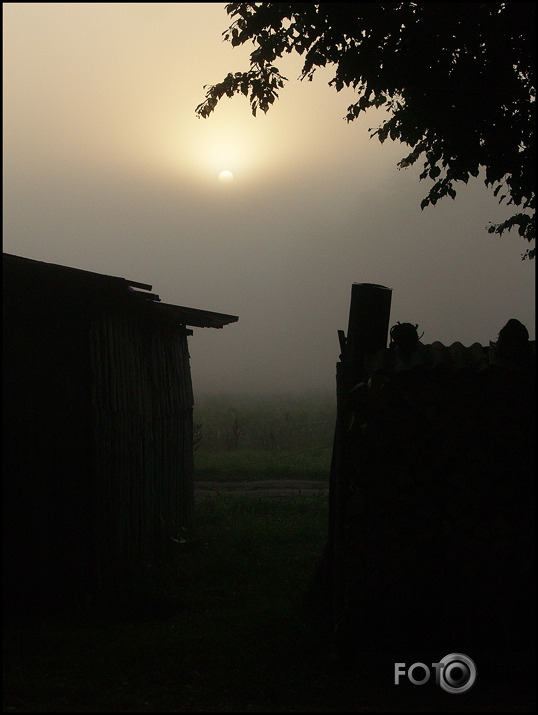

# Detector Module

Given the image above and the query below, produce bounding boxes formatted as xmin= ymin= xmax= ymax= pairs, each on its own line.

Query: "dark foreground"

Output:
xmin=3 ymin=493 xmax=534 ymax=712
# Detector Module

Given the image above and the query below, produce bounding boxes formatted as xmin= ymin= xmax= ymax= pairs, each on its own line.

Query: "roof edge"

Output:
xmin=157 ymin=303 xmax=239 ymax=329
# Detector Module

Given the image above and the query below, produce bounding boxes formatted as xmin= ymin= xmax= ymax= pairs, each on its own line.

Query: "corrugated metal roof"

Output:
xmin=3 ymin=253 xmax=238 ymax=329
xmin=362 ymin=317 xmax=535 ymax=378
xmin=365 ymin=341 xmax=487 ymax=375
xmin=364 ymin=339 xmax=535 ymax=377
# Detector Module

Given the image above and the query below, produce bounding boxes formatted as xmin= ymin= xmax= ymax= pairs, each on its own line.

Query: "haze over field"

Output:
xmin=3 ymin=3 xmax=535 ymax=395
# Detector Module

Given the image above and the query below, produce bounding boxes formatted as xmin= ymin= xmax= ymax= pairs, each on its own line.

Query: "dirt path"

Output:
xmin=194 ymin=479 xmax=329 ymax=497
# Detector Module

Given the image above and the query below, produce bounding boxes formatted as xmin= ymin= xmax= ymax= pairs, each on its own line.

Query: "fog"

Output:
xmin=3 ymin=3 xmax=535 ymax=396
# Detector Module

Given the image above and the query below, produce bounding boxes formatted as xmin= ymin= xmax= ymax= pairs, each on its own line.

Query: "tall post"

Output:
xmin=345 ymin=283 xmax=393 ymax=386
xmin=328 ymin=283 xmax=392 ymax=656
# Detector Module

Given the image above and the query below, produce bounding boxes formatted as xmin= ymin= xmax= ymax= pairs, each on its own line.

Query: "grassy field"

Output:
xmin=193 ymin=393 xmax=335 ymax=482
xmin=3 ymin=494 xmax=335 ymax=712
xmin=194 ymin=446 xmax=332 ymax=482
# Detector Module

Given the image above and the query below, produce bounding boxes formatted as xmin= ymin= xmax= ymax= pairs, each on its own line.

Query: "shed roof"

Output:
xmin=3 ymin=253 xmax=238 ymax=329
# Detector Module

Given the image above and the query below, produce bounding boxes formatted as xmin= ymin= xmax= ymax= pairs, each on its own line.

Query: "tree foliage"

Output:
xmin=196 ymin=2 xmax=535 ymax=259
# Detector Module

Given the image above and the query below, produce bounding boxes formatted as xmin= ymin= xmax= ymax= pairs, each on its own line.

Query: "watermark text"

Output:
xmin=394 ymin=653 xmax=476 ymax=694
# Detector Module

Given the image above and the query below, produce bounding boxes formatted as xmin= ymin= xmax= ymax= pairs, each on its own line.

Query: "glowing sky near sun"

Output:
xmin=3 ymin=2 xmax=534 ymax=394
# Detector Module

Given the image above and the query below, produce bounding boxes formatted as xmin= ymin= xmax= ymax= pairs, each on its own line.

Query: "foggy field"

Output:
xmin=193 ymin=393 xmax=335 ymax=482
xmin=195 ymin=447 xmax=332 ymax=482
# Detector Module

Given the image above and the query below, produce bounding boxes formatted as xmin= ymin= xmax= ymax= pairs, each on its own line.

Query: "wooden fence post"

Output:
xmin=328 ymin=283 xmax=392 ymax=654
xmin=345 ymin=282 xmax=393 ymax=386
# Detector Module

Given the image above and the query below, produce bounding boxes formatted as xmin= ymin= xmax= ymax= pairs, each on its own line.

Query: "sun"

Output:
xmin=218 ymin=170 xmax=234 ymax=184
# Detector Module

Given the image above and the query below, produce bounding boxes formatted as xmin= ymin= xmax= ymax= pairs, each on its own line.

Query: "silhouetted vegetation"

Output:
xmin=197 ymin=3 xmax=535 ymax=259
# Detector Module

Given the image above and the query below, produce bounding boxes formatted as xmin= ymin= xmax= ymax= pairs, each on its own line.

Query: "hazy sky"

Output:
xmin=3 ymin=3 xmax=535 ymax=396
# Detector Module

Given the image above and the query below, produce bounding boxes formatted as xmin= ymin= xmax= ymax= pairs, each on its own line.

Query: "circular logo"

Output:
xmin=438 ymin=653 xmax=477 ymax=694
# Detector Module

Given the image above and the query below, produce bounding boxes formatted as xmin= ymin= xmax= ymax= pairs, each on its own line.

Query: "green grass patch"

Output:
xmin=192 ymin=393 xmax=335 ymax=483
xmin=194 ymin=446 xmax=332 ymax=481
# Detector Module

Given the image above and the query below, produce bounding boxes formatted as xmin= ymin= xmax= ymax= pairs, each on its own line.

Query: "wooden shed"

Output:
xmin=3 ymin=253 xmax=238 ymax=611
xmin=320 ymin=284 xmax=535 ymax=662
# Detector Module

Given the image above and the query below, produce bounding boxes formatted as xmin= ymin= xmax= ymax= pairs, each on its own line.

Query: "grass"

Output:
xmin=193 ymin=393 xmax=335 ymax=452
xmin=3 ymin=493 xmax=334 ymax=712
xmin=194 ymin=446 xmax=332 ymax=482
xmin=3 ymin=494 xmax=534 ymax=712
xmin=193 ymin=393 xmax=335 ymax=482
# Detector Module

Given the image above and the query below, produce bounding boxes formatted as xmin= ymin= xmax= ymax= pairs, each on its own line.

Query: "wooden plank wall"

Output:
xmin=90 ymin=311 xmax=194 ymax=585
xmin=335 ymin=365 xmax=535 ymax=659
xmin=3 ymin=305 xmax=94 ymax=610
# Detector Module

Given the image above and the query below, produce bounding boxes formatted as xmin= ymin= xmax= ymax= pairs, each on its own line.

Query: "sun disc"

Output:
xmin=218 ymin=170 xmax=234 ymax=184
